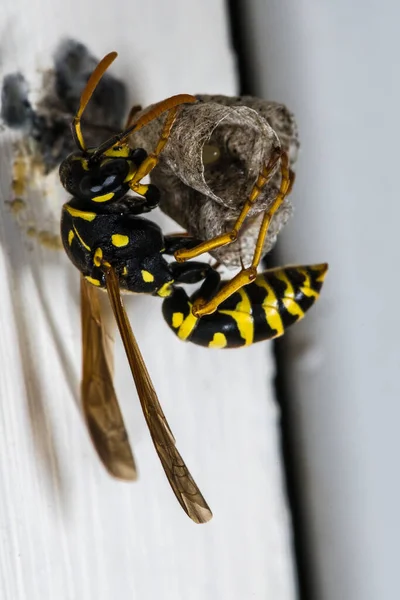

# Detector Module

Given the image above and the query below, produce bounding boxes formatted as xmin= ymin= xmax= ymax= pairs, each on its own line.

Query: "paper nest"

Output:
xmin=130 ymin=95 xmax=299 ymax=268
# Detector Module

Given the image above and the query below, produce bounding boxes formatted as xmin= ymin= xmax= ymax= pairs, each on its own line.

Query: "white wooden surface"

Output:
xmin=241 ymin=1 xmax=400 ymax=599
xmin=0 ymin=1 xmax=297 ymax=599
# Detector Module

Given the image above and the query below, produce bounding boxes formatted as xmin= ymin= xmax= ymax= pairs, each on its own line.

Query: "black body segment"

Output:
xmin=162 ymin=264 xmax=328 ymax=348
xmin=61 ymin=202 xmax=174 ymax=293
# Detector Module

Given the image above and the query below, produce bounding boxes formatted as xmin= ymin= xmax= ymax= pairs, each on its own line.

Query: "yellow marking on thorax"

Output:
xmin=122 ymin=266 xmax=128 ymax=276
xmin=68 ymin=230 xmax=75 ymax=246
xmin=275 ymin=271 xmax=304 ymax=319
xmin=172 ymin=312 xmax=184 ymax=328
xmin=141 ymin=270 xmax=154 ymax=283
xmin=73 ymin=225 xmax=91 ymax=251
xmin=93 ymin=247 xmax=103 ymax=267
xmin=254 ymin=276 xmax=284 ymax=336
xmin=104 ymin=146 xmax=130 ymax=158
xmin=65 ymin=205 xmax=96 ymax=221
xmin=92 ymin=192 xmax=114 ymax=203
xmin=85 ymin=276 xmax=101 ymax=286
xmin=157 ymin=281 xmax=174 ymax=297
xmin=219 ymin=288 xmax=254 ymax=345
xmin=177 ymin=304 xmax=198 ymax=340
xmin=111 ymin=234 xmax=129 ymax=247
xmin=71 ymin=156 xmax=89 ymax=170
xmin=209 ymin=332 xmax=227 ymax=348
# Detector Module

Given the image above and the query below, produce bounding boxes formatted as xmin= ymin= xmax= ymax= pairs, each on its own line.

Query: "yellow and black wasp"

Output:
xmin=59 ymin=52 xmax=328 ymax=524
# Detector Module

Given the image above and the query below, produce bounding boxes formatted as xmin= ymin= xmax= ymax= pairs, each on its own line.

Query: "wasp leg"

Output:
xmin=117 ymin=147 xmax=161 ymax=214
xmin=169 ymin=261 xmax=217 ymax=286
xmin=164 ymin=234 xmax=203 ymax=255
xmin=191 ymin=154 xmax=292 ymax=317
xmin=128 ymin=183 xmax=160 ymax=212
xmin=119 ymin=192 xmax=159 ymax=216
xmin=175 ymin=149 xmax=285 ymax=263
xmin=287 ymin=169 xmax=296 ymax=195
xmin=125 ymin=104 xmax=143 ymax=128
xmin=128 ymin=104 xmax=181 ymax=194
xmin=190 ymin=267 xmax=221 ymax=303
xmin=125 ymin=96 xmax=196 ymax=202
xmin=161 ymin=264 xmax=221 ymax=341
xmin=130 ymin=147 xmax=148 ymax=168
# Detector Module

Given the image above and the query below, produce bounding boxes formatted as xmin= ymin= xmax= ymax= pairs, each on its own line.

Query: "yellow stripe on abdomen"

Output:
xmin=254 ymin=276 xmax=284 ymax=337
xmin=209 ymin=332 xmax=228 ymax=348
xmin=297 ymin=268 xmax=320 ymax=300
xmin=219 ymin=288 xmax=254 ymax=346
xmin=177 ymin=304 xmax=198 ymax=341
xmin=274 ymin=271 xmax=305 ymax=319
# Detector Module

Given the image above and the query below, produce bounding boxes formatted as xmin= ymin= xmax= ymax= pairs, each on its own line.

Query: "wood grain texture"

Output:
xmin=0 ymin=1 xmax=297 ymax=598
xmin=240 ymin=2 xmax=400 ymax=599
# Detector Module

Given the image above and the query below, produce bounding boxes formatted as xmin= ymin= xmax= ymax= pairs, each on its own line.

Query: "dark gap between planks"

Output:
xmin=227 ymin=1 xmax=313 ymax=598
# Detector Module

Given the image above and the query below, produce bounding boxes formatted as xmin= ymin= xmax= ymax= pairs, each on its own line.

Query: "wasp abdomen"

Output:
xmin=162 ymin=263 xmax=328 ymax=348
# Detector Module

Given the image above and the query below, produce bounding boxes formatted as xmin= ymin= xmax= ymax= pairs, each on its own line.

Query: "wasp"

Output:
xmin=59 ymin=52 xmax=328 ymax=524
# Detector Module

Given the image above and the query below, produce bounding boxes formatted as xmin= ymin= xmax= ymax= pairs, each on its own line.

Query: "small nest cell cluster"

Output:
xmin=130 ymin=94 xmax=299 ymax=268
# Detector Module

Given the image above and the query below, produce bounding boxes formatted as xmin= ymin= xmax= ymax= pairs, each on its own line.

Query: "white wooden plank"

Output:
xmin=0 ymin=2 xmax=297 ymax=598
xmin=241 ymin=1 xmax=400 ymax=599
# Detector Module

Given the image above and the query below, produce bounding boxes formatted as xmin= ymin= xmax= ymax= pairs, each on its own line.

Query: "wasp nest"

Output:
xmin=129 ymin=95 xmax=299 ymax=268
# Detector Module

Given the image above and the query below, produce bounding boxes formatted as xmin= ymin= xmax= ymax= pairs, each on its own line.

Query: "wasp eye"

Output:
xmin=79 ymin=158 xmax=130 ymax=198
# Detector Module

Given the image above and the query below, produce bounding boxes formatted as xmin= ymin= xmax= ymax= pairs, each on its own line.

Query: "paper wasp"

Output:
xmin=59 ymin=52 xmax=327 ymax=524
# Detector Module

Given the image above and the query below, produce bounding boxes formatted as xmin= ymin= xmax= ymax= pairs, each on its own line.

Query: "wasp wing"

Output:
xmin=81 ymin=275 xmax=137 ymax=481
xmin=104 ymin=267 xmax=212 ymax=524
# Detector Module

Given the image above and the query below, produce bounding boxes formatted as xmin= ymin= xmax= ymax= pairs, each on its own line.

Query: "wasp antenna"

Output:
xmin=72 ymin=51 xmax=118 ymax=151
xmin=90 ymin=94 xmax=196 ymax=160
xmin=119 ymin=94 xmax=196 ymax=142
